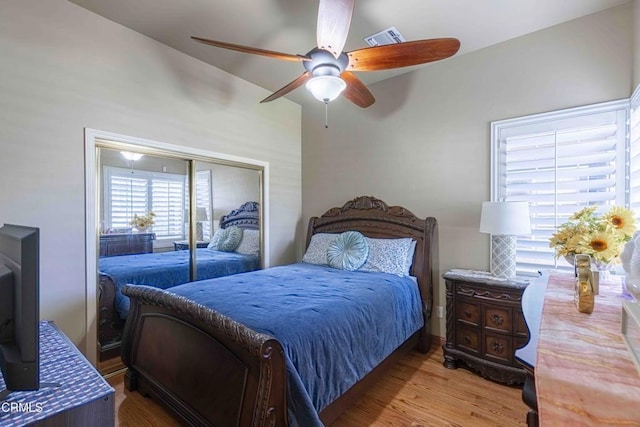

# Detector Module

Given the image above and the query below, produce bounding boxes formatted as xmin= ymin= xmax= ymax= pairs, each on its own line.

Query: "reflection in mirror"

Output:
xmin=193 ymin=161 xmax=262 ymax=282
xmin=96 ymin=147 xmax=263 ymax=374
xmin=97 ymin=148 xmax=189 ymax=372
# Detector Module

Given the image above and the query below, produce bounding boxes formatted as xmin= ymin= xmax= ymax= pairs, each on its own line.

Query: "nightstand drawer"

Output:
xmin=484 ymin=332 xmax=513 ymax=365
xmin=484 ymin=305 xmax=512 ymax=334
xmin=456 ymin=326 xmax=480 ymax=354
xmin=457 ymin=299 xmax=481 ymax=326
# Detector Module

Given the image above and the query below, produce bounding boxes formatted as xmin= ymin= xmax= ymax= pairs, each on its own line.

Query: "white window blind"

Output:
xmin=492 ymin=100 xmax=629 ymax=276
xmin=104 ymin=167 xmax=186 ymax=240
xmin=152 ymin=178 xmax=185 ymax=239
xmin=196 ymin=170 xmax=212 ymax=241
xmin=630 ymin=88 xmax=640 ymax=218
xmin=183 ymin=170 xmax=213 ymax=241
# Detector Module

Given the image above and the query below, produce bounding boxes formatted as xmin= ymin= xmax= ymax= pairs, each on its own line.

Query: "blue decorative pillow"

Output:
xmin=216 ymin=226 xmax=244 ymax=252
xmin=207 ymin=228 xmax=224 ymax=249
xmin=327 ymin=231 xmax=369 ymax=271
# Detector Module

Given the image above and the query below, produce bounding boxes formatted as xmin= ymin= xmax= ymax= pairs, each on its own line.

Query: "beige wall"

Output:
xmin=302 ymin=5 xmax=633 ymax=338
xmin=209 ymin=163 xmax=261 ymax=229
xmin=0 ymin=0 xmax=301 ymax=351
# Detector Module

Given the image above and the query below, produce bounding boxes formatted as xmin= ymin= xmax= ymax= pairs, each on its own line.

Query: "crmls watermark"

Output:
xmin=1 ymin=401 xmax=44 ymax=413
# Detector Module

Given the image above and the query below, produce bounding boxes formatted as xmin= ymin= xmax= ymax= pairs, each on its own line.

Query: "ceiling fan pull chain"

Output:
xmin=325 ymin=101 xmax=329 ymax=128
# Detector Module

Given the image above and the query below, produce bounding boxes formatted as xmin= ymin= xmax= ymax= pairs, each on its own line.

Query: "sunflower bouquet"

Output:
xmin=130 ymin=211 xmax=155 ymax=229
xmin=549 ymin=206 xmax=637 ymax=264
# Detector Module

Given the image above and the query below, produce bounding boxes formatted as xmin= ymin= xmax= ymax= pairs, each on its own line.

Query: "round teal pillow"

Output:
xmin=217 ymin=226 xmax=243 ymax=252
xmin=327 ymin=231 xmax=369 ymax=271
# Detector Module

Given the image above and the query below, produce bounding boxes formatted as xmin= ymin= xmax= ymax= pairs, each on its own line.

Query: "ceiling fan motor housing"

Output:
xmin=304 ymin=48 xmax=349 ymax=77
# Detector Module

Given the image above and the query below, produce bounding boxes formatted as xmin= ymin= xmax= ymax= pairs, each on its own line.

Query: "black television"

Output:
xmin=0 ymin=224 xmax=39 ymax=394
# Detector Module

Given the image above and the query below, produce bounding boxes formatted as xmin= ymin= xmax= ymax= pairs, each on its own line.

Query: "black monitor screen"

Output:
xmin=0 ymin=224 xmax=39 ymax=392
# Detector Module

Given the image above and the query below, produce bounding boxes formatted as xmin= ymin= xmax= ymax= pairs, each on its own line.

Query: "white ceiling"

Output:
xmin=69 ymin=0 xmax=630 ymax=106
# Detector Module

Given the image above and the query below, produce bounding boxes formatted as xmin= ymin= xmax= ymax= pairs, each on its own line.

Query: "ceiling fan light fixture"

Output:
xmin=120 ymin=151 xmax=144 ymax=161
xmin=305 ymin=75 xmax=347 ymax=103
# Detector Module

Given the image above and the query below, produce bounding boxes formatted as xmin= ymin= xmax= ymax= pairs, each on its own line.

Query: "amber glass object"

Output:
xmin=574 ymin=254 xmax=595 ymax=314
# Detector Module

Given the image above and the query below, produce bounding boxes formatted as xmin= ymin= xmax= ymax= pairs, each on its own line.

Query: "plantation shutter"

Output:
xmin=195 ymin=171 xmax=212 ymax=241
xmin=492 ymin=100 xmax=628 ymax=276
xmin=182 ymin=170 xmax=213 ymax=240
xmin=104 ymin=166 xmax=186 ymax=239
xmin=106 ymin=171 xmax=148 ymax=230
xmin=630 ymin=88 xmax=640 ymax=219
xmin=152 ymin=178 xmax=185 ymax=240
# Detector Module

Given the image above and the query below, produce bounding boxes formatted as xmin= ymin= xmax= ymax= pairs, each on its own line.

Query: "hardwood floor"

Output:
xmin=107 ymin=345 xmax=527 ymax=426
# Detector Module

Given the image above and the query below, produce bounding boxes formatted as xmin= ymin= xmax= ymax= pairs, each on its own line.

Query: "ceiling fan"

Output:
xmin=192 ymin=0 xmax=460 ymax=108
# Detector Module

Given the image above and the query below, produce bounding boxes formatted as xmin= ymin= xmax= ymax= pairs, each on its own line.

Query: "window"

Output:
xmin=491 ymin=100 xmax=630 ymax=275
xmin=184 ymin=170 xmax=213 ymax=241
xmin=630 ymin=90 xmax=640 ymax=217
xmin=104 ymin=166 xmax=186 ymax=240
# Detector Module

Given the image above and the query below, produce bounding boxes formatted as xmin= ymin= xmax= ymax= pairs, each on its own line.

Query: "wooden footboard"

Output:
xmin=121 ymin=284 xmax=288 ymax=427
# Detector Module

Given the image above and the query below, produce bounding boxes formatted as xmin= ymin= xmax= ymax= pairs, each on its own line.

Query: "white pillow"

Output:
xmin=302 ymin=233 xmax=339 ymax=265
xmin=360 ymin=237 xmax=416 ymax=277
xmin=235 ymin=229 xmax=260 ymax=257
xmin=405 ymin=240 xmax=417 ymax=274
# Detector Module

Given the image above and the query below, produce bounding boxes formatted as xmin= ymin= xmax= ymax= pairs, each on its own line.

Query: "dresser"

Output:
xmin=442 ymin=270 xmax=530 ymax=385
xmin=0 ymin=321 xmax=114 ymax=426
xmin=99 ymin=232 xmax=155 ymax=257
xmin=516 ymin=272 xmax=640 ymax=426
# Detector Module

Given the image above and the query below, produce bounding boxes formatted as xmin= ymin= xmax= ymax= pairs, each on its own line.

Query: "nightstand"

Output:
xmin=173 ymin=240 xmax=208 ymax=250
xmin=442 ymin=269 xmax=530 ymax=385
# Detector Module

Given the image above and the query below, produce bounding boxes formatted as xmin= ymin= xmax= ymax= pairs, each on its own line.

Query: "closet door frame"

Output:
xmin=84 ymin=127 xmax=269 ymax=365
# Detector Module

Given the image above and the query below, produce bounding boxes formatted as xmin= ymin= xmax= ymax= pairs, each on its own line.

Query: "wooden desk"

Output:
xmin=517 ymin=272 xmax=640 ymax=426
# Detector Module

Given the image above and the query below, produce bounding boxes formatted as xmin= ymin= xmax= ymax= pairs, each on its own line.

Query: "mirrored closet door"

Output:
xmin=94 ymin=143 xmax=263 ymax=373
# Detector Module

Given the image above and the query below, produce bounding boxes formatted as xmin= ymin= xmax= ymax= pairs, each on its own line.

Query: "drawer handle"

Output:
xmin=464 ymin=308 xmax=472 ymax=318
xmin=491 ymin=340 xmax=504 ymax=353
xmin=490 ymin=313 xmax=504 ymax=326
xmin=464 ymin=335 xmax=472 ymax=344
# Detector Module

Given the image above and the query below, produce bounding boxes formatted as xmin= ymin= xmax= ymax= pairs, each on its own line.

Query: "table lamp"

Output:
xmin=480 ymin=201 xmax=531 ymax=279
xmin=195 ymin=207 xmax=209 ymax=241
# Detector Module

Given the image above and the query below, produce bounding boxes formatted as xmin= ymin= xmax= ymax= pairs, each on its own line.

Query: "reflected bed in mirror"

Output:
xmin=97 ymin=201 xmax=260 ymax=362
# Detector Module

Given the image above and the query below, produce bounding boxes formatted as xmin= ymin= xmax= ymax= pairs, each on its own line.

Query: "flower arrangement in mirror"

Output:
xmin=549 ymin=206 xmax=637 ymax=267
xmin=130 ymin=211 xmax=155 ymax=231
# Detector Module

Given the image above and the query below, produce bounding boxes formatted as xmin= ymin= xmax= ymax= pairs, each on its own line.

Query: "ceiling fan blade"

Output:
xmin=192 ymin=36 xmax=310 ymax=63
xmin=260 ymin=72 xmax=312 ymax=103
xmin=346 ymin=38 xmax=460 ymax=71
xmin=340 ymin=71 xmax=375 ymax=108
xmin=317 ymin=0 xmax=355 ymax=58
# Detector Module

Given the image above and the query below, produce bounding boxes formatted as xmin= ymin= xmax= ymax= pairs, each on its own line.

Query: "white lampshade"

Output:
xmin=305 ymin=76 xmax=347 ymax=102
xmin=480 ymin=201 xmax=531 ymax=236
xmin=196 ymin=207 xmax=208 ymax=222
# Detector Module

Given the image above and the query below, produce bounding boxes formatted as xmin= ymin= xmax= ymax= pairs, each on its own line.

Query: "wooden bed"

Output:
xmin=120 ymin=196 xmax=437 ymax=425
xmin=98 ymin=201 xmax=260 ymax=361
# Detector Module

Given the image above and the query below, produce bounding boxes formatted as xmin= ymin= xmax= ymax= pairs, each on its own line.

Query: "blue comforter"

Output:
xmin=168 ymin=263 xmax=424 ymax=426
xmin=99 ymin=248 xmax=260 ymax=319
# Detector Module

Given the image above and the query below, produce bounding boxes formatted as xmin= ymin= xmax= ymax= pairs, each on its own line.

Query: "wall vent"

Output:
xmin=363 ymin=27 xmax=406 ymax=47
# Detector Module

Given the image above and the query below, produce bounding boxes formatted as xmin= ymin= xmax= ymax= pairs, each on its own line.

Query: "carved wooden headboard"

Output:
xmin=306 ymin=195 xmax=437 ymax=351
xmin=219 ymin=201 xmax=260 ymax=230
